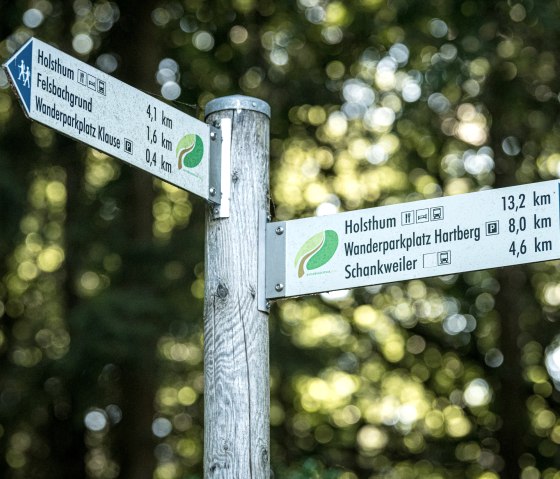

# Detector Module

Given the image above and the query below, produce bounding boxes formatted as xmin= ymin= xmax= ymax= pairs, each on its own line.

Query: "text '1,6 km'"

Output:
xmin=265 ymin=180 xmax=560 ymax=299
xmin=2 ymin=37 xmax=222 ymax=202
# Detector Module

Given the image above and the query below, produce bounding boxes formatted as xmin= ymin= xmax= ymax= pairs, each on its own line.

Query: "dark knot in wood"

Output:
xmin=217 ymin=283 xmax=229 ymax=299
xmin=261 ymin=446 xmax=269 ymax=464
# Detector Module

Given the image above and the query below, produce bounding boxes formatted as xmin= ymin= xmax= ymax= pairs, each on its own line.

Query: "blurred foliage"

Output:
xmin=2 ymin=0 xmax=560 ymax=478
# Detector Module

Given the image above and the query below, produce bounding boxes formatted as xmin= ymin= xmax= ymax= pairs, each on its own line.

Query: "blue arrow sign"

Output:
xmin=4 ymin=38 xmax=33 ymax=115
xmin=2 ymin=37 xmax=222 ymax=203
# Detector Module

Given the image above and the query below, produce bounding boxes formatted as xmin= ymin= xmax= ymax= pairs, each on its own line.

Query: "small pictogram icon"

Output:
xmin=87 ymin=74 xmax=97 ymax=90
xmin=78 ymin=70 xmax=87 ymax=86
xmin=430 ymin=206 xmax=443 ymax=221
xmin=486 ymin=221 xmax=499 ymax=236
xmin=124 ymin=139 xmax=133 ymax=154
xmin=17 ymin=59 xmax=31 ymax=88
xmin=416 ymin=208 xmax=429 ymax=223
xmin=438 ymin=251 xmax=451 ymax=265
xmin=401 ymin=211 xmax=414 ymax=225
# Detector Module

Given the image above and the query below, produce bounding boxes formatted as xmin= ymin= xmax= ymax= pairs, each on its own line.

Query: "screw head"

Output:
xmin=209 ymin=187 xmax=216 ymax=196
xmin=210 ymin=132 xmax=217 ymax=140
xmin=275 ymin=226 xmax=284 ymax=235
xmin=275 ymin=283 xmax=284 ymax=292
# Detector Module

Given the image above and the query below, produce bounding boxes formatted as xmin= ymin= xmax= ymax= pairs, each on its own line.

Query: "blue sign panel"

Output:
xmin=5 ymin=38 xmax=33 ymax=114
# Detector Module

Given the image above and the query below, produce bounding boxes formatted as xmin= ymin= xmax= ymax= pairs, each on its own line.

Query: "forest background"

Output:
xmin=2 ymin=0 xmax=560 ymax=478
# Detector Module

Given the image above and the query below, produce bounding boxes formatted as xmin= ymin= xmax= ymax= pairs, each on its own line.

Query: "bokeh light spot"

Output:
xmin=84 ymin=409 xmax=108 ymax=432
xmin=23 ymin=9 xmax=44 ymax=28
xmin=72 ymin=34 xmax=94 ymax=55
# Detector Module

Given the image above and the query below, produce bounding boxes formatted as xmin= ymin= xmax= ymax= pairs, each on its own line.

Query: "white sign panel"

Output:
xmin=3 ymin=37 xmax=218 ymax=201
xmin=266 ymin=180 xmax=560 ymax=299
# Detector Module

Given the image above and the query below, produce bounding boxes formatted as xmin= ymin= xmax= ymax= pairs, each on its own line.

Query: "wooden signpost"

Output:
xmin=203 ymin=97 xmax=271 ymax=477
xmin=5 ymin=37 xmax=560 ymax=478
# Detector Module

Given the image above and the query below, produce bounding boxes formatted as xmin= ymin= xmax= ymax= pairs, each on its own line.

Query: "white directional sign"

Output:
xmin=3 ymin=37 xmax=220 ymax=201
xmin=266 ymin=180 xmax=560 ymax=299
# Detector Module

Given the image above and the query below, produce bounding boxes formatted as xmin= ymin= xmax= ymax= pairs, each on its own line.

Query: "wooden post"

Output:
xmin=203 ymin=96 xmax=271 ymax=478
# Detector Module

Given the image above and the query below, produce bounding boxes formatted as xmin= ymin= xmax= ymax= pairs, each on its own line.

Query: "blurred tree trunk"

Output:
xmin=55 ymin=138 xmax=88 ymax=479
xmin=110 ymin=1 xmax=161 ymax=478
xmin=487 ymin=64 xmax=532 ymax=477
xmin=50 ymin=19 xmax=89 ymax=477
xmin=493 ymin=267 xmax=529 ymax=477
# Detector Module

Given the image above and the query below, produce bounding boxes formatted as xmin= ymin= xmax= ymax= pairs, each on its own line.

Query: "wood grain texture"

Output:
xmin=204 ymin=104 xmax=270 ymax=478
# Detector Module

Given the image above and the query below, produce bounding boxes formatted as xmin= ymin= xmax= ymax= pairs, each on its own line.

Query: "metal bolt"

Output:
xmin=213 ymin=207 xmax=220 ymax=215
xmin=275 ymin=283 xmax=284 ymax=292
xmin=266 ymin=301 xmax=271 ymax=309
xmin=209 ymin=187 xmax=216 ymax=196
xmin=275 ymin=226 xmax=284 ymax=235
xmin=210 ymin=132 xmax=217 ymax=140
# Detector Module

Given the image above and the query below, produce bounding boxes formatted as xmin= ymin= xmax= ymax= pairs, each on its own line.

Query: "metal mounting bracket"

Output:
xmin=209 ymin=117 xmax=232 ymax=219
xmin=264 ymin=220 xmax=287 ymax=303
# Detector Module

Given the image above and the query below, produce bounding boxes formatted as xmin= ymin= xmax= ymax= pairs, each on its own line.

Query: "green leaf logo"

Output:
xmin=294 ymin=230 xmax=339 ymax=278
xmin=176 ymin=134 xmax=204 ymax=169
